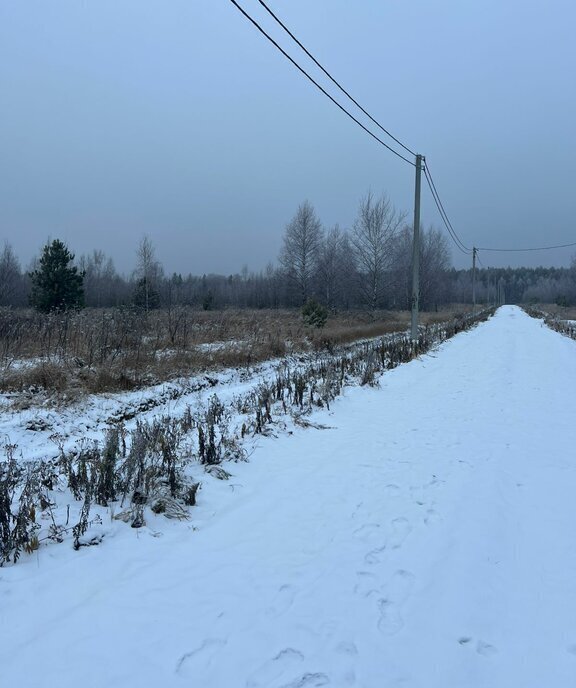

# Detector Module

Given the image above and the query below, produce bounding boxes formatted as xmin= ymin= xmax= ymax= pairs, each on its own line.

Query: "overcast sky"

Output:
xmin=1 ymin=0 xmax=575 ymax=275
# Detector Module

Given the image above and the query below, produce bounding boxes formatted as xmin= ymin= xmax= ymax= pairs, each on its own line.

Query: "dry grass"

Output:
xmin=526 ymin=303 xmax=576 ymax=321
xmin=0 ymin=305 xmax=473 ymax=397
xmin=522 ymin=304 xmax=576 ymax=343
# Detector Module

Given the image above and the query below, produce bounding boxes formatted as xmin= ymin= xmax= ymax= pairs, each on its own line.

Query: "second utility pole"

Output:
xmin=472 ymin=247 xmax=477 ymax=314
xmin=410 ymin=154 xmax=424 ymax=340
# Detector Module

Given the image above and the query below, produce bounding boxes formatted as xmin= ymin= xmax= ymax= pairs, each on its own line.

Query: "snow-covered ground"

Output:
xmin=2 ymin=306 xmax=576 ymax=687
xmin=0 ymin=330 xmax=401 ymax=462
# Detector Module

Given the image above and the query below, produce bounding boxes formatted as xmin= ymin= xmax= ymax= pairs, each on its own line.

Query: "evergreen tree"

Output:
xmin=133 ymin=277 xmax=160 ymax=310
xmin=30 ymin=239 xmax=84 ymax=312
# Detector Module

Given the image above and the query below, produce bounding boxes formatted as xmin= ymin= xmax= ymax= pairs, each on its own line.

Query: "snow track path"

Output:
xmin=2 ymin=306 xmax=576 ymax=687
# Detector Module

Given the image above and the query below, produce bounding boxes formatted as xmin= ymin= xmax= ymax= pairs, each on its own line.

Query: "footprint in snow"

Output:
xmin=364 ymin=546 xmax=387 ymax=566
xmin=335 ymin=641 xmax=358 ymax=656
xmin=378 ymin=599 xmax=405 ymax=636
xmin=409 ymin=486 xmax=426 ymax=505
xmin=476 ymin=640 xmax=498 ymax=657
xmin=175 ymin=638 xmax=227 ymax=677
xmin=363 ymin=516 xmax=411 ymax=563
xmin=389 ymin=517 xmax=411 ymax=549
xmin=354 ymin=571 xmax=380 ymax=598
xmin=279 ymin=673 xmax=330 ymax=688
xmin=330 ymin=641 xmax=358 ymax=686
xmin=267 ymin=584 xmax=295 ymax=617
xmin=245 ymin=648 xmax=304 ymax=688
xmin=457 ymin=637 xmax=498 ymax=657
xmin=424 ymin=508 xmax=441 ymax=525
xmin=377 ymin=570 xmax=415 ymax=636
xmin=353 ymin=523 xmax=381 ymax=541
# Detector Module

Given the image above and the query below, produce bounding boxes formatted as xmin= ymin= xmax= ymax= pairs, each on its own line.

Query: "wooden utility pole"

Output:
xmin=472 ymin=247 xmax=477 ymax=314
xmin=410 ymin=154 xmax=424 ymax=340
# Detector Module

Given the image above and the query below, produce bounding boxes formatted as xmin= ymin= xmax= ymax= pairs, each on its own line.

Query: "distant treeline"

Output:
xmin=2 ymin=196 xmax=575 ymax=311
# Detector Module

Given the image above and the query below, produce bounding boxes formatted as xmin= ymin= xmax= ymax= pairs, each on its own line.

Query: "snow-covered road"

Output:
xmin=2 ymin=306 xmax=576 ymax=687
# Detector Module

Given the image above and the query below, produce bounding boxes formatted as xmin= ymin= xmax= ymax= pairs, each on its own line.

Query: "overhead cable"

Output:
xmin=477 ymin=241 xmax=576 ymax=252
xmin=228 ymin=0 xmax=415 ymax=166
xmin=422 ymin=167 xmax=471 ymax=255
xmin=423 ymin=161 xmax=471 ymax=254
xmin=256 ymin=0 xmax=417 ymax=157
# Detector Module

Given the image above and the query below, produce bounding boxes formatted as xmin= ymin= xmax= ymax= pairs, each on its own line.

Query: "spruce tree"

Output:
xmin=30 ymin=239 xmax=84 ymax=312
xmin=133 ymin=277 xmax=160 ymax=310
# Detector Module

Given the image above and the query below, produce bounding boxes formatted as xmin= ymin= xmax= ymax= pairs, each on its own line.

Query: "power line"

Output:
xmin=424 ymin=170 xmax=470 ymax=256
xmin=422 ymin=166 xmax=471 ymax=255
xmin=230 ymin=2 xmax=575 ymax=261
xmin=423 ymin=161 xmax=471 ymax=254
xmin=256 ymin=0 xmax=417 ymax=157
xmin=423 ymin=166 xmax=575 ymax=256
xmin=228 ymin=0 xmax=415 ymax=166
xmin=477 ymin=241 xmax=576 ymax=252
xmin=424 ymin=164 xmax=575 ymax=254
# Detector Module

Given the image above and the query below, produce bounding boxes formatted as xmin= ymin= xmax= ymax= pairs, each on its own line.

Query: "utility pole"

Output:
xmin=497 ymin=277 xmax=505 ymax=306
xmin=472 ymin=247 xmax=477 ymax=314
xmin=410 ymin=153 xmax=424 ymax=340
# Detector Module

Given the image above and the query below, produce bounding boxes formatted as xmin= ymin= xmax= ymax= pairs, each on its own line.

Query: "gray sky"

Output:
xmin=1 ymin=0 xmax=575 ymax=275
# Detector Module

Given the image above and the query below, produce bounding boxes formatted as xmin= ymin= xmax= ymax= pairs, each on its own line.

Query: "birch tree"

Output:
xmin=134 ymin=236 xmax=163 ymax=311
xmin=316 ymin=225 xmax=355 ymax=309
xmin=352 ymin=192 xmax=405 ymax=310
xmin=279 ymin=201 xmax=323 ymax=304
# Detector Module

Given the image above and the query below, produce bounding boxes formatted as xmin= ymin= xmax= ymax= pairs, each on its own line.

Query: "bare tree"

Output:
xmin=420 ymin=228 xmax=451 ymax=309
xmin=0 ymin=243 xmax=24 ymax=306
xmin=388 ymin=226 xmax=413 ymax=309
xmin=265 ymin=261 xmax=282 ymax=309
xmin=80 ymin=249 xmax=120 ymax=307
xmin=279 ymin=201 xmax=323 ymax=305
xmin=389 ymin=225 xmax=452 ymax=310
xmin=316 ymin=225 xmax=354 ymax=309
xmin=134 ymin=236 xmax=163 ymax=311
xmin=352 ymin=192 xmax=405 ymax=310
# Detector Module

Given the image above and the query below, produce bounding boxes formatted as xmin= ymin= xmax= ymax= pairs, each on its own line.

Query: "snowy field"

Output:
xmin=2 ymin=305 xmax=576 ymax=687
